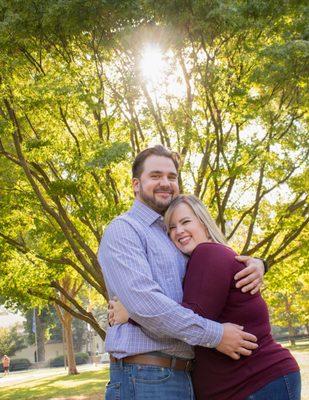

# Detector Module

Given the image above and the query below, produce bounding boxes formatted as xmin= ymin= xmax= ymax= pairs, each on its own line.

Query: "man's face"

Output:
xmin=133 ymin=155 xmax=180 ymax=214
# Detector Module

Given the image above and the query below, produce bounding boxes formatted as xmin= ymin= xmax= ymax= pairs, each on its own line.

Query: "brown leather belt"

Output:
xmin=110 ymin=353 xmax=193 ymax=372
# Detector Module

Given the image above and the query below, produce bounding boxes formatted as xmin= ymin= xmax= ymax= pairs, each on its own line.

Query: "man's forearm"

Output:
xmin=126 ymin=295 xmax=223 ymax=347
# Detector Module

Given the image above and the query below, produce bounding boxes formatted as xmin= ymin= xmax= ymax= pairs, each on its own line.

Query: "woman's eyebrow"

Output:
xmin=179 ymin=216 xmax=191 ymax=222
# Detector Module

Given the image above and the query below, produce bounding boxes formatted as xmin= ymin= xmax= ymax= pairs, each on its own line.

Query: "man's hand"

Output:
xmin=108 ymin=297 xmax=129 ymax=326
xmin=216 ymin=323 xmax=258 ymax=360
xmin=234 ymin=256 xmax=265 ymax=294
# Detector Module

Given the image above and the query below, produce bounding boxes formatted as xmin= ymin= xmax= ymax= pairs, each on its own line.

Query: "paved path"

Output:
xmin=0 ymin=363 xmax=108 ymax=388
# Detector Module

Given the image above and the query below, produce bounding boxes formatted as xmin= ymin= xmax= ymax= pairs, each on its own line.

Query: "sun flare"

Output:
xmin=139 ymin=44 xmax=187 ymax=99
xmin=139 ymin=45 xmax=166 ymax=81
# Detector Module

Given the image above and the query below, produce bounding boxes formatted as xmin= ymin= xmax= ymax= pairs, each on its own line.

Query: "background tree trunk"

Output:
xmin=285 ymin=298 xmax=296 ymax=346
xmin=63 ymin=312 xmax=78 ymax=375
xmin=35 ymin=309 xmax=46 ymax=362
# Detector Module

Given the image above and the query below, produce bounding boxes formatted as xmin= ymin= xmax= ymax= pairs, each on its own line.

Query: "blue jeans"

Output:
xmin=105 ymin=359 xmax=195 ymax=400
xmin=246 ymin=371 xmax=301 ymax=400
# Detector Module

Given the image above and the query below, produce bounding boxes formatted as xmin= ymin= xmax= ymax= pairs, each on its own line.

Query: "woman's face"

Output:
xmin=168 ymin=203 xmax=210 ymax=255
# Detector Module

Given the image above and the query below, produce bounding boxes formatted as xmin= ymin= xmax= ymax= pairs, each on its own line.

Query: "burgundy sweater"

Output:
xmin=182 ymin=242 xmax=299 ymax=400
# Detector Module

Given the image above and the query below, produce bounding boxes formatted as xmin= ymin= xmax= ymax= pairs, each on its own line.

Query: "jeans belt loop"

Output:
xmin=170 ymin=357 xmax=176 ymax=369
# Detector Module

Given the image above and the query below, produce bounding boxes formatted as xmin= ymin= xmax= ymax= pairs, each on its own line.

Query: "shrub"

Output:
xmin=49 ymin=355 xmax=65 ymax=368
xmin=49 ymin=352 xmax=89 ymax=367
xmin=75 ymin=352 xmax=90 ymax=365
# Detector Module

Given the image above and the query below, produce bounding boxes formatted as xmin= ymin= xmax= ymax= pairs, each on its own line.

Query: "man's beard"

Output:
xmin=139 ymin=185 xmax=175 ymax=214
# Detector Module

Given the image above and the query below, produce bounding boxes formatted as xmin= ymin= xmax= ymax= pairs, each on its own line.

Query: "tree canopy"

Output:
xmin=0 ymin=0 xmax=308 ymax=335
xmin=0 ymin=326 xmax=26 ymax=356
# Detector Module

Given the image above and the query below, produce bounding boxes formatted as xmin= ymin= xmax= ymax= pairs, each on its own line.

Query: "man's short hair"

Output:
xmin=132 ymin=145 xmax=180 ymax=179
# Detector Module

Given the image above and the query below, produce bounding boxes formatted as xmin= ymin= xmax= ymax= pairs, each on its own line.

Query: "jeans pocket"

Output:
xmin=135 ymin=365 xmax=172 ymax=384
xmin=284 ymin=371 xmax=301 ymax=400
xmin=105 ymin=381 xmax=121 ymax=400
xmin=134 ymin=368 xmax=191 ymax=400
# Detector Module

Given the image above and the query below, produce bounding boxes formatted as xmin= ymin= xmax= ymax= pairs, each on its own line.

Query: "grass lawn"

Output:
xmin=0 ymin=369 xmax=109 ymax=400
xmin=281 ymin=340 xmax=309 ymax=353
xmin=0 ymin=346 xmax=308 ymax=399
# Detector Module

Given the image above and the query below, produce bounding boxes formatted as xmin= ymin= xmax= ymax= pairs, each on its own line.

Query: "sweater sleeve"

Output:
xmin=182 ymin=243 xmax=241 ymax=320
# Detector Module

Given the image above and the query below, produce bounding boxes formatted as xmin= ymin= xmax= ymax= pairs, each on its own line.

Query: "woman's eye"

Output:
xmin=183 ymin=220 xmax=190 ymax=224
xmin=169 ymin=226 xmax=176 ymax=230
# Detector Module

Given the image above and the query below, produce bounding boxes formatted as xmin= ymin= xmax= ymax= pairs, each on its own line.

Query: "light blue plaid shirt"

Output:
xmin=98 ymin=200 xmax=223 ymax=359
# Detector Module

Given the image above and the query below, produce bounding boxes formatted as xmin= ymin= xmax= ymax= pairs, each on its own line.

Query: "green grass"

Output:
xmin=0 ymin=369 xmax=109 ymax=400
xmin=282 ymin=340 xmax=309 ymax=353
xmin=0 ymin=348 xmax=308 ymax=400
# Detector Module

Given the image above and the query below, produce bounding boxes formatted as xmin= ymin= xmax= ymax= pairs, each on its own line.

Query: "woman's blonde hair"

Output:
xmin=164 ymin=194 xmax=227 ymax=245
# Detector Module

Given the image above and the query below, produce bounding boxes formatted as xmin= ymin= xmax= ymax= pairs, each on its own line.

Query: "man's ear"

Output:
xmin=132 ymin=178 xmax=140 ymax=195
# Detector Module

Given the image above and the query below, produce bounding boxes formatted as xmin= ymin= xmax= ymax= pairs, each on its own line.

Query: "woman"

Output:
xmin=110 ymin=195 xmax=301 ymax=400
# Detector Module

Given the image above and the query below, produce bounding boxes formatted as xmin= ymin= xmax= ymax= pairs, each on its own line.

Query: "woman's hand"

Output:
xmin=108 ymin=297 xmax=130 ymax=326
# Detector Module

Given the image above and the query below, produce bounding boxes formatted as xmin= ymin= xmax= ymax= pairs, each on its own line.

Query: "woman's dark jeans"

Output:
xmin=246 ymin=371 xmax=301 ymax=400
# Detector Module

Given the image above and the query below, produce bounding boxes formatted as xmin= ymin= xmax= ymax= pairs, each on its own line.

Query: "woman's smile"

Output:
xmin=169 ymin=203 xmax=211 ymax=255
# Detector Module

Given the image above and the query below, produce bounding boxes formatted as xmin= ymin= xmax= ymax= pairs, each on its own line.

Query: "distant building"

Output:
xmin=0 ymin=306 xmax=25 ymax=331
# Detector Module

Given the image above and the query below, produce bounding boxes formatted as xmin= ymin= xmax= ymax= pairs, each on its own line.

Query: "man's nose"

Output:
xmin=159 ymin=176 xmax=170 ymax=186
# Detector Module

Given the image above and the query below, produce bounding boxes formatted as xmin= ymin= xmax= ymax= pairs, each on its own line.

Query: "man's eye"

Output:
xmin=169 ymin=176 xmax=177 ymax=181
xmin=151 ymin=175 xmax=160 ymax=179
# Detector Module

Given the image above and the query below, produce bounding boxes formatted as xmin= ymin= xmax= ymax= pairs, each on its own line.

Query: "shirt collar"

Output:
xmin=131 ymin=199 xmax=163 ymax=226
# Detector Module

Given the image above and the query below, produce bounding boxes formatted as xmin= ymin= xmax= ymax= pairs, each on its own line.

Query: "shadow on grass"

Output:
xmin=0 ymin=369 xmax=109 ymax=400
xmin=283 ymin=341 xmax=309 ymax=353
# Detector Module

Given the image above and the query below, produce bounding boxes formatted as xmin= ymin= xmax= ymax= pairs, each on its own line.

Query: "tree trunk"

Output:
xmin=284 ymin=298 xmax=296 ymax=346
xmin=63 ymin=313 xmax=78 ymax=375
xmin=55 ymin=303 xmax=79 ymax=375
xmin=288 ymin=328 xmax=296 ymax=346
xmin=72 ymin=319 xmax=85 ymax=353
xmin=35 ymin=309 xmax=46 ymax=362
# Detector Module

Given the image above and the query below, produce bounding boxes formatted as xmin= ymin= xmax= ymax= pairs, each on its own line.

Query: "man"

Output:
xmin=98 ymin=145 xmax=265 ymax=399
xmin=1 ymin=355 xmax=10 ymax=376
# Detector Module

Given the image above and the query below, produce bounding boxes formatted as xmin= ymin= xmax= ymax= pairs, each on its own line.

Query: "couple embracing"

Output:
xmin=98 ymin=145 xmax=300 ymax=400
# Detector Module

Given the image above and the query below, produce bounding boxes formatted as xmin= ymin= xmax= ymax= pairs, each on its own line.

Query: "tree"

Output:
xmin=26 ymin=306 xmax=89 ymax=353
xmin=24 ymin=307 xmax=58 ymax=362
xmin=53 ymin=274 xmax=85 ymax=375
xmin=0 ymin=326 xmax=26 ymax=357
xmin=0 ymin=1 xmax=307 ymax=337
xmin=263 ymin=233 xmax=309 ymax=345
